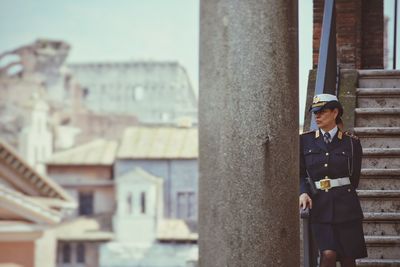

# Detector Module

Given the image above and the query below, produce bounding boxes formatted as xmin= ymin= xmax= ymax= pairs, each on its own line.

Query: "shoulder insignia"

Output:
xmin=315 ymin=130 xmax=320 ymax=138
xmin=344 ymin=131 xmax=359 ymax=140
xmin=300 ymin=130 xmax=315 ymax=136
xmin=338 ymin=130 xmax=343 ymax=140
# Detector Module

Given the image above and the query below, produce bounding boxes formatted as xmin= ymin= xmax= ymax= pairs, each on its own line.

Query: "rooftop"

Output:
xmin=47 ymin=139 xmax=118 ymax=165
xmin=117 ymin=126 xmax=198 ymax=159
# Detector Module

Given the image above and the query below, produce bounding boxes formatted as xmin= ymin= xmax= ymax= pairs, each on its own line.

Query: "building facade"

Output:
xmin=46 ymin=139 xmax=117 ymax=267
xmin=0 ymin=139 xmax=76 ymax=267
xmin=68 ymin=61 xmax=198 ymax=125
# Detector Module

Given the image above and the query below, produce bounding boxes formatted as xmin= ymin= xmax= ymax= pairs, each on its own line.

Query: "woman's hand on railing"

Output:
xmin=299 ymin=193 xmax=312 ymax=210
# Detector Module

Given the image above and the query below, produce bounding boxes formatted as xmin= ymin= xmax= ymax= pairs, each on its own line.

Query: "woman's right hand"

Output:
xmin=299 ymin=193 xmax=312 ymax=210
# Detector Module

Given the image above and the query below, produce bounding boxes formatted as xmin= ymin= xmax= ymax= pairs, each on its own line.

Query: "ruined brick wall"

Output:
xmin=313 ymin=0 xmax=383 ymax=69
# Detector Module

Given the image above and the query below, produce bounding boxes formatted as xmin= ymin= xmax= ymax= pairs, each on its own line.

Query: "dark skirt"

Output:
xmin=311 ymin=219 xmax=368 ymax=259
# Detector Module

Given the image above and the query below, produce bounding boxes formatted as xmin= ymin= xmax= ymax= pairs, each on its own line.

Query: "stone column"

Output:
xmin=199 ymin=1 xmax=299 ymax=266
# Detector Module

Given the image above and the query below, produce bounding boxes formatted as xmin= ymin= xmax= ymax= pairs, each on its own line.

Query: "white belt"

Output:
xmin=315 ymin=177 xmax=350 ymax=191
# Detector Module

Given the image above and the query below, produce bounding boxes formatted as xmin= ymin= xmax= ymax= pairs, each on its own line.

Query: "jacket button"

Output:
xmin=326 ymin=152 xmax=329 ymax=156
xmin=325 ymin=176 xmax=329 ymax=179
xmin=324 ymin=164 xmax=328 ymax=167
xmin=348 ymin=189 xmax=351 ymax=192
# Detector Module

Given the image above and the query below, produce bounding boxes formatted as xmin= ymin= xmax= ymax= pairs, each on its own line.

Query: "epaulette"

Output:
xmin=300 ymin=130 xmax=315 ymax=136
xmin=344 ymin=131 xmax=359 ymax=140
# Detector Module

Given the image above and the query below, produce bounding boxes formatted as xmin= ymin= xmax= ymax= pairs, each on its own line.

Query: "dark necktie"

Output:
xmin=324 ymin=132 xmax=331 ymax=144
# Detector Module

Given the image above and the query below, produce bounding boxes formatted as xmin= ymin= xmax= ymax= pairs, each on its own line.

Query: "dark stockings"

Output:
xmin=340 ymin=257 xmax=356 ymax=267
xmin=320 ymin=250 xmax=356 ymax=267
xmin=320 ymin=250 xmax=336 ymax=267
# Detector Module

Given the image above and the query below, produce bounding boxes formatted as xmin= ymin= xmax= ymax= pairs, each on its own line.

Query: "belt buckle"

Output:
xmin=320 ymin=178 xmax=331 ymax=192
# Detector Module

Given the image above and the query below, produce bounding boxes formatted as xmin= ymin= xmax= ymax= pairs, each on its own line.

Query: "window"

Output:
xmin=160 ymin=112 xmax=170 ymax=121
xmin=127 ymin=192 xmax=133 ymax=214
xmin=79 ymin=192 xmax=93 ymax=215
xmin=133 ymin=86 xmax=144 ymax=100
xmin=188 ymin=192 xmax=196 ymax=219
xmin=177 ymin=191 xmax=196 ymax=219
xmin=141 ymin=192 xmax=146 ymax=214
xmin=62 ymin=243 xmax=71 ymax=263
xmin=77 ymin=243 xmax=85 ymax=263
xmin=82 ymin=88 xmax=89 ymax=98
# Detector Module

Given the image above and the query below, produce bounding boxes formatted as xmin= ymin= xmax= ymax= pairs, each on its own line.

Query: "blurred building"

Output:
xmin=116 ymin=126 xmax=198 ymax=227
xmin=47 ymin=139 xmax=117 ymax=267
xmin=46 ymin=125 xmax=199 ymax=267
xmin=19 ymin=93 xmax=53 ymax=174
xmin=68 ymin=61 xmax=198 ymax=125
xmin=0 ymin=139 xmax=76 ymax=267
xmin=1 ymin=40 xmax=198 ymax=153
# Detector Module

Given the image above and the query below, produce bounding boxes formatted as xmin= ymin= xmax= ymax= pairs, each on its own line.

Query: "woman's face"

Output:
xmin=314 ymin=108 xmax=338 ymax=130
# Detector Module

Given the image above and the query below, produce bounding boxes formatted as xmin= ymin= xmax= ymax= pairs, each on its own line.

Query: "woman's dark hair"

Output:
xmin=336 ymin=116 xmax=343 ymax=126
xmin=321 ymin=105 xmax=343 ymax=129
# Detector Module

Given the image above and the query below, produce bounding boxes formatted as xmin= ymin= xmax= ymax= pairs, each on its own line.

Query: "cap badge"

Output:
xmin=313 ymin=96 xmax=320 ymax=104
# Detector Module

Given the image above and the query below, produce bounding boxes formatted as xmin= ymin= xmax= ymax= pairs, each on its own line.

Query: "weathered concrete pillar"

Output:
xmin=199 ymin=1 xmax=299 ymax=266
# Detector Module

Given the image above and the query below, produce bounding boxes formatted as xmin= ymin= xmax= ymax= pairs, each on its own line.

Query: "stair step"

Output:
xmin=355 ymin=109 xmax=400 ymax=127
xmin=362 ymin=149 xmax=400 ymax=169
xmin=356 ymin=108 xmax=400 ymax=114
xmin=358 ymin=70 xmax=400 ymax=88
xmin=361 ymin=169 xmax=400 ymax=176
xmin=358 ymin=70 xmax=400 ymax=77
xmin=363 ymin=212 xmax=400 ymax=236
xmin=364 ymin=148 xmax=400 ymax=156
xmin=357 ymin=88 xmax=400 ymax=96
xmin=354 ymin=127 xmax=400 ymax=148
xmin=364 ymin=212 xmax=400 ymax=221
xmin=358 ymin=190 xmax=400 ymax=213
xmin=359 ymin=177 xmax=400 ymax=190
xmin=357 ymin=258 xmax=400 ymax=266
xmin=358 ymin=190 xmax=400 ymax=197
xmin=359 ymin=78 xmax=400 ymax=88
xmin=357 ymin=88 xmax=400 ymax=108
xmin=355 ymin=127 xmax=400 ymax=135
xmin=366 ymin=235 xmax=400 ymax=244
xmin=364 ymin=236 xmax=400 ymax=259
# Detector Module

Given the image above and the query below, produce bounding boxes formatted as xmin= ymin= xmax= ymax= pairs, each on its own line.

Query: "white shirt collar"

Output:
xmin=320 ymin=126 xmax=338 ymax=139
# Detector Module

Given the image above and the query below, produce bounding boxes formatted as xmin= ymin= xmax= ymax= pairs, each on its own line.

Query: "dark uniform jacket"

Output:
xmin=300 ymin=129 xmax=363 ymax=223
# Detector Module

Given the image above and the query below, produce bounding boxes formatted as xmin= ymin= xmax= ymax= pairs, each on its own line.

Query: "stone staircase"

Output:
xmin=354 ymin=70 xmax=400 ymax=266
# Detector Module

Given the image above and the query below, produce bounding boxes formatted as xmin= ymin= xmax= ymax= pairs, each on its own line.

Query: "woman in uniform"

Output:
xmin=299 ymin=94 xmax=367 ymax=267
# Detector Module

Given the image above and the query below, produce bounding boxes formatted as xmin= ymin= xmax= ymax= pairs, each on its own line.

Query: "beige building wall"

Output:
xmin=86 ymin=243 xmax=99 ymax=267
xmin=0 ymin=242 xmax=35 ymax=267
xmin=94 ymin=188 xmax=115 ymax=214
xmin=35 ymin=229 xmax=57 ymax=267
xmin=47 ymin=165 xmax=115 ymax=218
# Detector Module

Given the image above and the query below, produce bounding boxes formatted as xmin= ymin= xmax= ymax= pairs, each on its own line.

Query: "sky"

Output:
xmin=0 ymin=0 xmax=329 ymax=124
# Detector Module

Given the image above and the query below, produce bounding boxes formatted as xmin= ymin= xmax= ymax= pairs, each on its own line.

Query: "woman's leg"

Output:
xmin=340 ymin=257 xmax=356 ymax=267
xmin=320 ymin=250 xmax=337 ymax=267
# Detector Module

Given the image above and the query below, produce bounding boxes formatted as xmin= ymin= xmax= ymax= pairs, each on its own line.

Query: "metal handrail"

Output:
xmin=310 ymin=0 xmax=337 ymax=130
xmin=302 ymin=0 xmax=338 ymax=266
